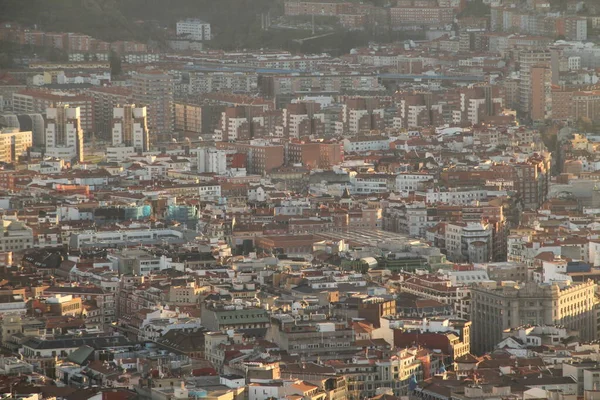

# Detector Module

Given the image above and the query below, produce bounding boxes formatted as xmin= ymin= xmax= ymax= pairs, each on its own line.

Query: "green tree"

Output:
xmin=458 ymin=0 xmax=491 ymax=18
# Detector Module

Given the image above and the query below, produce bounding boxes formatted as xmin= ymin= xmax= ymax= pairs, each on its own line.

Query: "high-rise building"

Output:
xmin=112 ymin=105 xmax=149 ymax=152
xmin=471 ymin=281 xmax=597 ymax=354
xmin=13 ymin=90 xmax=94 ymax=134
xmin=88 ymin=87 xmax=132 ymax=139
xmin=132 ymin=71 xmax=174 ymax=141
xmin=214 ymin=106 xmax=268 ymax=142
xmin=45 ymin=104 xmax=84 ymax=163
xmin=530 ymin=64 xmax=552 ymax=122
xmin=337 ymin=98 xmax=385 ymax=135
xmin=280 ymin=102 xmax=325 ymax=138
xmin=518 ymin=50 xmax=551 ymax=116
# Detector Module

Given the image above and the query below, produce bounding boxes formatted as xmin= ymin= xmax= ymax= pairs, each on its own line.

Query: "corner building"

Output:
xmin=471 ymin=281 xmax=597 ymax=354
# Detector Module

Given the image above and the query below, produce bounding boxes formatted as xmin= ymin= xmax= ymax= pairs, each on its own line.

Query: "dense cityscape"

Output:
xmin=1 ymin=0 xmax=600 ymax=399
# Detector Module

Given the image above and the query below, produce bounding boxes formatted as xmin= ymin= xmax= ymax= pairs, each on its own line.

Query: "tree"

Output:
xmin=458 ymin=0 xmax=491 ymax=18
xmin=109 ymin=50 xmax=122 ymax=76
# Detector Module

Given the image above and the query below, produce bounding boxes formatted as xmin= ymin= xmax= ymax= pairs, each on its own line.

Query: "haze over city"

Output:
xmin=0 ymin=0 xmax=600 ymax=399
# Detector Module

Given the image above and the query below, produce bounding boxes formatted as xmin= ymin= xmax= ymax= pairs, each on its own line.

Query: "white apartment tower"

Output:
xmin=176 ymin=19 xmax=211 ymax=41
xmin=112 ymin=105 xmax=150 ymax=152
xmin=45 ymin=104 xmax=83 ymax=163
xmin=197 ymin=147 xmax=229 ymax=174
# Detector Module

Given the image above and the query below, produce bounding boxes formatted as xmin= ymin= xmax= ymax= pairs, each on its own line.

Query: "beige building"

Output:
xmin=46 ymin=295 xmax=82 ymax=317
xmin=174 ymin=102 xmax=202 ymax=133
xmin=471 ymin=281 xmax=597 ymax=354
xmin=0 ymin=220 xmax=33 ymax=252
xmin=0 ymin=129 xmax=32 ymax=163
xmin=168 ymin=281 xmax=206 ymax=305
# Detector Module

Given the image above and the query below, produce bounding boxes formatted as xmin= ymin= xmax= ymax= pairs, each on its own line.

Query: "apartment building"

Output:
xmin=337 ymin=98 xmax=384 ymax=136
xmin=132 ymin=71 xmax=174 ymax=139
xmin=530 ymin=64 xmax=552 ymax=122
xmin=0 ymin=128 xmax=32 ymax=163
xmin=213 ymin=106 xmax=275 ymax=141
xmin=13 ymin=90 xmax=94 ymax=134
xmin=513 ymin=154 xmax=551 ymax=211
xmin=260 ymin=74 xmax=383 ymax=97
xmin=176 ymin=19 xmax=211 ymax=41
xmin=342 ymin=136 xmax=389 ymax=152
xmin=45 ymin=104 xmax=84 ymax=163
xmin=185 ymin=71 xmax=257 ymax=94
xmin=571 ymin=91 xmax=600 ymax=122
xmin=174 ymin=102 xmax=203 ymax=134
xmin=390 ymin=6 xmax=455 ymax=26
xmin=88 ymin=86 xmax=132 ymax=139
xmin=518 ymin=50 xmax=551 ymax=116
xmin=284 ymin=1 xmax=349 ymax=16
xmin=286 ymin=141 xmax=343 ymax=169
xmin=281 ymin=102 xmax=325 ymax=138
xmin=0 ymin=113 xmax=45 ymax=147
xmin=111 ymin=105 xmax=149 ymax=152
xmin=196 ymin=146 xmax=246 ymax=174
xmin=392 ymin=318 xmax=471 ymax=362
xmin=216 ymin=140 xmax=284 ymax=175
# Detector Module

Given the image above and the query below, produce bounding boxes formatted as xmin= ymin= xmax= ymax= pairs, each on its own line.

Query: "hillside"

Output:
xmin=0 ymin=0 xmax=283 ymax=47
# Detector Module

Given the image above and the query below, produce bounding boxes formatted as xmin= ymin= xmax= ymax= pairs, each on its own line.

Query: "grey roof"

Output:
xmin=23 ymin=334 xmax=131 ymax=350
xmin=67 ymin=345 xmax=95 ymax=365
xmin=46 ymin=286 xmax=106 ymax=295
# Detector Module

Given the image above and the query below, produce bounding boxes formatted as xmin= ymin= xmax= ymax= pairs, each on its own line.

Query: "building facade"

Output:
xmin=111 ymin=105 xmax=149 ymax=152
xmin=471 ymin=281 xmax=597 ymax=354
xmin=45 ymin=104 xmax=84 ymax=163
xmin=132 ymin=71 xmax=174 ymax=140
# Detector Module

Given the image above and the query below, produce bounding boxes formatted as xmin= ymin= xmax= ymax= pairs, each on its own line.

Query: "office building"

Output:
xmin=0 ymin=219 xmax=33 ymax=252
xmin=445 ymin=222 xmax=493 ymax=263
xmin=132 ymin=71 xmax=174 ymax=141
xmin=471 ymin=281 xmax=597 ymax=354
xmin=45 ymin=104 xmax=84 ymax=163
